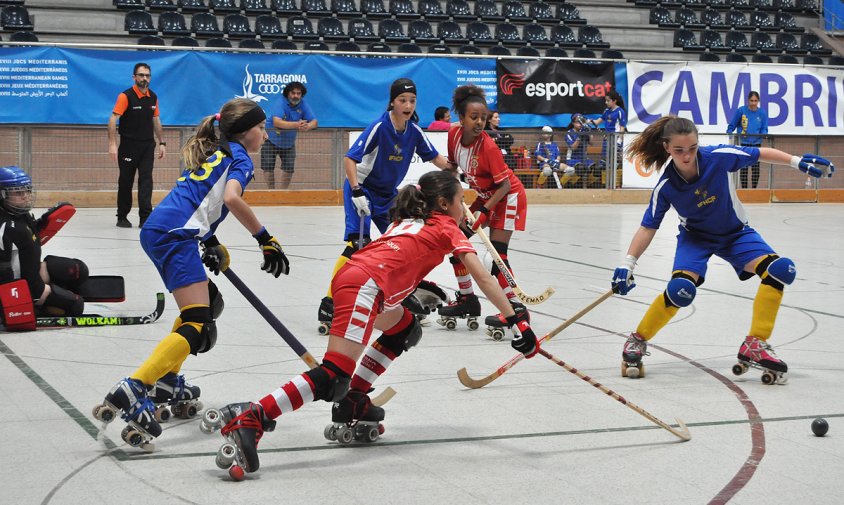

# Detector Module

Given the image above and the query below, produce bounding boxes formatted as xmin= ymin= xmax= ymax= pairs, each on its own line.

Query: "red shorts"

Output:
xmin=471 ymin=189 xmax=527 ymax=232
xmin=329 ymin=264 xmax=384 ymax=346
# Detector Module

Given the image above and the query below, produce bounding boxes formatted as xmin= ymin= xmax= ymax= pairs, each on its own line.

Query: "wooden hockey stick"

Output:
xmin=222 ymin=268 xmax=396 ymax=406
xmin=462 ymin=203 xmax=554 ymax=305
xmin=457 ymin=289 xmax=614 ymax=389
xmin=539 ymin=348 xmax=691 ymax=441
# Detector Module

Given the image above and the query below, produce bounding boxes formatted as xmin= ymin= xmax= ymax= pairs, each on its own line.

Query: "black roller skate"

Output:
xmin=437 ymin=292 xmax=481 ymax=331
xmin=150 ymin=372 xmax=203 ymax=422
xmin=484 ymin=301 xmax=528 ymax=341
xmin=621 ymin=332 xmax=649 ymax=378
xmin=92 ymin=377 xmax=161 ymax=451
xmin=200 ymin=402 xmax=276 ymax=480
xmin=324 ymin=390 xmax=385 ymax=444
xmin=317 ymin=296 xmax=334 ymax=336
xmin=732 ymin=335 xmax=788 ymax=385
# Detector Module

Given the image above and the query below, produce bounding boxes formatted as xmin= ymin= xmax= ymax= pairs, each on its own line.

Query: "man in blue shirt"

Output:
xmin=261 ymin=81 xmax=318 ymax=189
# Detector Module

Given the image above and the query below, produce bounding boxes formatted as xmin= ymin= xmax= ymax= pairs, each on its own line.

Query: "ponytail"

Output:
xmin=625 ymin=116 xmax=697 ymax=172
xmin=391 ymin=171 xmax=461 ymax=223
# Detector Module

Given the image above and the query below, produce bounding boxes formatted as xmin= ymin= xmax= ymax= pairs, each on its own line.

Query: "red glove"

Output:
xmin=471 ymin=206 xmax=490 ymax=231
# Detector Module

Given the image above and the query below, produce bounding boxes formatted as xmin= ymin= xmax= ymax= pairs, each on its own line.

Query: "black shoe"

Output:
xmin=116 ymin=218 xmax=132 ymax=228
xmin=138 ymin=218 xmax=147 ymax=228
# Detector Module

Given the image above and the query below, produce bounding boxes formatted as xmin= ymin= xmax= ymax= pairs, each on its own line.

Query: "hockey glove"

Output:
xmin=507 ymin=311 xmax=539 ymax=359
xmin=351 ymin=185 xmax=371 ymax=216
xmin=459 ymin=219 xmax=475 ymax=239
xmin=612 ymin=254 xmax=637 ymax=295
xmin=201 ymin=235 xmax=230 ymax=276
xmin=791 ymin=154 xmax=835 ymax=179
xmin=471 ymin=206 xmax=490 ymax=231
xmin=254 ymin=227 xmax=290 ymax=278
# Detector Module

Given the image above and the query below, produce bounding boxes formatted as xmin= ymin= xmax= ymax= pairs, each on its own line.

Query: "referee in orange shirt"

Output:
xmin=107 ymin=62 xmax=165 ymax=228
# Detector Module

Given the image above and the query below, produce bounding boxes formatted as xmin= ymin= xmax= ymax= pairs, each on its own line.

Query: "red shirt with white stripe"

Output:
xmin=448 ymin=126 xmax=524 ymax=201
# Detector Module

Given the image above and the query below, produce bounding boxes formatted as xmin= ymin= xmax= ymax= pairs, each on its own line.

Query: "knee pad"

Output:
xmin=343 ymin=237 xmax=371 ymax=259
xmin=756 ymin=255 xmax=795 ymax=290
xmin=376 ymin=310 xmax=423 ymax=357
xmin=208 ymin=279 xmax=224 ymax=319
xmin=663 ymin=273 xmax=697 ymax=308
xmin=41 ymin=283 xmax=85 ymax=316
xmin=175 ymin=305 xmax=216 ymax=355
xmin=304 ymin=361 xmax=351 ymax=402
xmin=44 ymin=255 xmax=89 ymax=289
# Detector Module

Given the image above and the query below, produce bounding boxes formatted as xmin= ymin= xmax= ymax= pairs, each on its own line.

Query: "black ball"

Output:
xmin=811 ymin=418 xmax=829 ymax=437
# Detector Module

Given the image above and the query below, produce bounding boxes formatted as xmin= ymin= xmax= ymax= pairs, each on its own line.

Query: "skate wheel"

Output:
xmin=445 ymin=319 xmax=457 ymax=331
xmin=216 ymin=443 xmax=237 ymax=469
xmin=639 ymin=364 xmax=646 ymax=378
xmin=491 ymin=329 xmax=505 ymax=342
xmin=620 ymin=361 xmax=628 ymax=378
xmin=365 ymin=426 xmax=380 ymax=443
xmin=92 ymin=404 xmax=115 ymax=423
xmin=377 ymin=423 xmax=385 ymax=435
xmin=336 ymin=426 xmax=354 ymax=444
xmin=318 ymin=323 xmax=330 ymax=336
xmin=155 ymin=406 xmax=171 ymax=423
xmin=121 ymin=426 xmax=145 ymax=447
xmin=467 ymin=319 xmax=479 ymax=331
xmin=761 ymin=371 xmax=776 ymax=385
xmin=202 ymin=409 xmax=222 ymax=432
xmin=626 ymin=366 xmax=640 ymax=379
xmin=323 ymin=424 xmax=337 ymax=441
xmin=732 ymin=363 xmax=748 ymax=376
xmin=179 ymin=404 xmax=198 ymax=419
xmin=229 ymin=464 xmax=245 ymax=481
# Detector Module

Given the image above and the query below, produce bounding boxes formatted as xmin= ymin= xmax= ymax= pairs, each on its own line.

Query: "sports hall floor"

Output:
xmin=1 ymin=203 xmax=842 ymax=505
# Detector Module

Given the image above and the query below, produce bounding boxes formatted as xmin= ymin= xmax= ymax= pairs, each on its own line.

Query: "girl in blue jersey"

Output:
xmin=588 ymin=90 xmax=626 ymax=188
xmin=726 ymin=91 xmax=768 ymax=189
xmin=317 ymin=78 xmax=455 ymax=331
xmin=94 ymin=98 xmax=291 ymax=447
xmin=611 ymin=116 xmax=833 ymax=383
xmin=534 ymin=125 xmax=563 ymax=187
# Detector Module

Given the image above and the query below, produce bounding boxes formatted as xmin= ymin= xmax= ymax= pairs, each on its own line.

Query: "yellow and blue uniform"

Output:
xmin=726 ymin=106 xmax=768 ymax=146
xmin=534 ymin=141 xmax=561 ymax=169
xmin=599 ymin=106 xmax=627 ymax=160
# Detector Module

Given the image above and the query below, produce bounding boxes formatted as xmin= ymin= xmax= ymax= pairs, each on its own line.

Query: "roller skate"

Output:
xmin=150 ymin=372 xmax=203 ymax=422
xmin=484 ymin=301 xmax=528 ymax=341
xmin=732 ymin=335 xmax=788 ymax=385
xmin=323 ymin=390 xmax=385 ymax=444
xmin=437 ymin=292 xmax=481 ymax=331
xmin=317 ymin=296 xmax=333 ymax=336
xmin=621 ymin=332 xmax=648 ymax=378
xmin=91 ymin=377 xmax=161 ymax=451
xmin=200 ymin=402 xmax=276 ymax=480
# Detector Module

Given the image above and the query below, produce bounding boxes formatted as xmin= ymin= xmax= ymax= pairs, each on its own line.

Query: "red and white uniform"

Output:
xmin=448 ymin=126 xmax=527 ymax=231
xmin=330 ymin=213 xmax=475 ymax=344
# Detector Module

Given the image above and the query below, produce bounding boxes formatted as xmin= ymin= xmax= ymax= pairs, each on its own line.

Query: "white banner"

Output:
xmin=622 ymin=133 xmax=730 ymax=189
xmin=347 ymin=131 xmax=449 ymax=189
xmin=627 ymin=62 xmax=844 ymax=135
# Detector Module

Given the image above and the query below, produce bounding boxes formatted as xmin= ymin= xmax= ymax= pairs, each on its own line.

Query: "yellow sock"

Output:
xmin=326 ymin=242 xmax=354 ymax=298
xmin=749 ymin=283 xmax=783 ymax=340
xmin=636 ymin=294 xmax=679 ymax=340
xmin=132 ymin=331 xmax=191 ymax=385
xmin=537 ymin=173 xmax=548 ymax=186
xmin=559 ymin=174 xmax=571 ymax=186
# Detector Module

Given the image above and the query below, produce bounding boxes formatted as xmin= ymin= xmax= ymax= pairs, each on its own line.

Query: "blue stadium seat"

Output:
xmin=775 ymin=12 xmax=804 ymax=33
xmin=674 ymin=29 xmax=704 ymax=51
xmin=675 ymin=8 xmax=703 ymax=29
xmin=752 ymin=0 xmax=777 ymax=11
xmin=438 ymin=20 xmax=467 ymax=44
xmin=650 ymin=7 xmax=678 ymax=28
xmin=545 ymin=46 xmax=568 ymax=58
xmin=137 ymin=35 xmax=166 ymax=45
xmin=179 ymin=0 xmax=209 ymax=12
xmin=147 ymin=0 xmax=178 ymax=12
xmin=224 ymin=14 xmax=255 ymax=38
xmin=303 ymin=0 xmax=331 ymax=16
xmin=802 ymin=34 xmax=831 ymax=55
xmin=210 ymin=0 xmax=240 ymax=13
xmin=725 ymin=30 xmax=755 ymax=53
xmin=242 ymin=0 xmax=272 ymax=14
xmin=579 ymin=25 xmax=610 ymax=49
xmin=467 ymin=21 xmax=495 ymax=45
xmin=124 ymin=10 xmax=156 ymax=35
xmin=446 ymin=0 xmax=474 ymax=22
xmin=557 ymin=4 xmax=586 ymax=25
xmin=795 ymin=0 xmax=817 ymax=13
xmin=1 ymin=5 xmax=32 ymax=30
xmin=502 ymin=1 xmax=530 ymax=22
xmin=172 ymin=36 xmax=200 ymax=46
xmin=239 ymin=38 xmax=265 ymax=49
xmin=523 ymin=24 xmax=552 ymax=47
xmin=488 ymin=44 xmax=511 ymax=55
xmin=701 ymin=10 xmax=729 ymax=30
xmin=271 ymin=39 xmax=298 ymax=49
xmin=751 ymin=32 xmax=780 ymax=54
xmin=361 ymin=0 xmax=390 ymax=18
xmin=750 ymin=12 xmax=778 ymax=32
xmin=475 ymin=0 xmax=503 ymax=22
xmin=529 ymin=2 xmax=555 ymax=23
xmin=206 ymin=37 xmax=233 ymax=47
xmin=550 ymin=25 xmax=579 ymax=48
xmin=408 ymin=19 xmax=437 ymax=43
xmin=776 ymin=32 xmax=805 ymax=54
xmin=701 ymin=30 xmax=730 ymax=52
xmin=192 ymin=12 xmax=224 ymax=37
xmin=458 ymin=44 xmax=483 ymax=54
xmin=272 ymin=0 xmax=300 ymax=15
xmin=390 ymin=0 xmax=419 ymax=19
xmin=256 ymin=14 xmax=284 ymax=38
xmin=730 ymin=0 xmax=753 ymax=10
xmin=317 ymin=17 xmax=346 ymax=41
xmin=495 ymin=22 xmax=524 ymax=46
xmin=335 ymin=40 xmax=362 ymax=52
xmin=348 ymin=17 xmax=378 ymax=41
xmin=288 ymin=16 xmax=318 ymax=39
xmin=159 ymin=11 xmax=190 ymax=36
xmin=332 ymin=0 xmax=360 ymax=17
xmin=379 ymin=18 xmax=410 ymax=42
xmin=418 ymin=0 xmax=448 ymax=20
xmin=725 ymin=10 xmax=749 ymax=29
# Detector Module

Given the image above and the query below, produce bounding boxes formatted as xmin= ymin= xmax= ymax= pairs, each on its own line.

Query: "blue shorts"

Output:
xmin=140 ymin=228 xmax=207 ymax=292
xmin=673 ymin=226 xmax=775 ymax=280
xmin=342 ymin=180 xmax=394 ymax=242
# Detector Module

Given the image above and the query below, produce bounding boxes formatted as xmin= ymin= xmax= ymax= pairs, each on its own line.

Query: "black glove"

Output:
xmin=254 ymin=227 xmax=290 ymax=278
xmin=507 ymin=311 xmax=539 ymax=358
xmin=201 ymin=235 xmax=230 ymax=275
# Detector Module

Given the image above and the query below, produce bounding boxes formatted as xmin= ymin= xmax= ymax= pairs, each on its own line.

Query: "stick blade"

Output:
xmin=371 ymin=387 xmax=396 ymax=407
xmin=457 ymin=367 xmax=499 ymax=389
xmin=673 ymin=417 xmax=692 ymax=442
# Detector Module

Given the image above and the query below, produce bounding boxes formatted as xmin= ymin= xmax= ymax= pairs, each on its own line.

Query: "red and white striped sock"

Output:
xmin=494 ymin=253 xmax=515 ymax=300
xmin=349 ymin=309 xmax=413 ymax=392
xmin=450 ymin=256 xmax=474 ymax=295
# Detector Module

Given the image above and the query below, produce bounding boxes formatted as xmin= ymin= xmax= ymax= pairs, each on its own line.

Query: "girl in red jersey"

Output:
xmin=438 ymin=84 xmax=529 ymax=328
xmin=207 ymin=170 xmax=540 ymax=475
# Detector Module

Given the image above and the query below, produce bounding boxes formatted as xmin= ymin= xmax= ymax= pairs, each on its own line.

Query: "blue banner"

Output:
xmin=0 ymin=47 xmax=626 ymax=128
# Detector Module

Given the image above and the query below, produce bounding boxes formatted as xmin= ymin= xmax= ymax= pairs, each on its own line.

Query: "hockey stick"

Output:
xmin=222 ymin=268 xmax=396 ymax=407
xmin=457 ymin=288 xmax=614 ymax=389
xmin=462 ymin=203 xmax=554 ymax=305
xmin=539 ymin=348 xmax=691 ymax=441
xmin=16 ymin=292 xmax=166 ymax=329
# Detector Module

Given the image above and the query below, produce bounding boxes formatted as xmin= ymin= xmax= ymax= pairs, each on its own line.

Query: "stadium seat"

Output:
xmin=206 ymin=37 xmax=233 ymax=47
xmin=699 ymin=52 xmax=720 ymax=62
xmin=773 ymin=0 xmax=797 ymax=11
xmin=389 ymin=0 xmax=419 ymax=19
xmin=650 ymin=7 xmax=677 ymax=28
xmin=725 ymin=53 xmax=747 ymax=62
xmin=706 ymin=0 xmax=729 ymax=8
xmin=361 ymin=0 xmax=390 ymax=18
xmin=751 ymin=54 xmax=773 ymax=63
xmin=332 ymin=0 xmax=360 ymax=17
xmin=802 ymin=34 xmax=832 ymax=55
xmin=730 ymin=0 xmax=753 ymax=10
xmin=517 ymin=46 xmax=540 ymax=57
xmin=335 ymin=40 xmax=362 ymax=52
xmin=523 ymin=23 xmax=552 ymax=47
xmin=776 ymin=32 xmax=805 ymax=54
xmin=725 ymin=10 xmax=749 ymax=29
xmin=147 ymin=0 xmax=178 ymax=12
xmin=271 ymin=39 xmax=297 ymax=49
xmin=239 ymin=38 xmax=265 ymax=49
xmin=502 ymin=1 xmax=530 ymax=22
xmin=488 ymin=44 xmax=511 ymax=55
xmin=803 ymin=55 xmax=824 ymax=65
xmin=701 ymin=10 xmax=728 ymax=30
xmin=438 ymin=20 xmax=467 ymax=44
xmin=256 ymin=15 xmax=284 ymax=38
xmin=750 ymin=12 xmax=778 ymax=32
xmin=159 ymin=11 xmax=190 ymax=36
xmin=495 ymin=22 xmax=525 ymax=46
xmin=367 ymin=42 xmax=391 ymax=53
xmin=550 ymin=25 xmax=579 ymax=48
xmin=579 ymin=25 xmax=610 ymax=49
xmin=701 ymin=30 xmax=730 ymax=52
xmin=752 ymin=0 xmax=777 ymax=10
xmin=379 ymin=19 xmax=409 ymax=42
xmin=137 ymin=35 xmax=166 ymax=45
xmin=116 ymin=0 xmax=145 ymax=10
xmin=172 ymin=36 xmax=200 ymax=46
xmin=674 ymin=29 xmax=704 ymax=51
xmin=210 ymin=0 xmax=240 ymax=13
xmin=272 ymin=0 xmax=300 ymax=15
xmin=829 ymin=55 xmax=844 ymax=66
xmin=725 ymin=31 xmax=755 ymax=53
xmin=224 ymin=14 xmax=255 ymax=38
xmin=9 ymin=31 xmax=37 ymax=43
xmin=545 ymin=46 xmax=568 ymax=58
xmin=397 ymin=42 xmax=423 ymax=53
xmin=475 ymin=0 xmax=503 ymax=22
xmin=303 ymin=40 xmax=329 ymax=50
xmin=242 ymin=0 xmax=272 ymax=14
xmin=557 ymin=4 xmax=586 ymax=25
xmin=429 ymin=43 xmax=453 ymax=53
xmin=777 ymin=54 xmax=799 ymax=64
xmin=573 ymin=48 xmax=596 ymax=59
xmin=458 ymin=44 xmax=483 ymax=54
xmin=751 ymin=32 xmax=780 ymax=54
xmin=529 ymin=1 xmax=555 ymax=22
xmin=348 ymin=17 xmax=378 ymax=41
xmin=192 ymin=12 xmax=224 ymax=37
xmin=446 ymin=0 xmax=474 ymax=21
xmin=466 ymin=21 xmax=495 ymax=45
xmin=317 ymin=17 xmax=346 ymax=40
xmin=602 ymin=49 xmax=624 ymax=59
xmin=288 ymin=16 xmax=317 ymax=40
xmin=684 ymin=0 xmax=707 ymax=6
xmin=796 ymin=0 xmax=817 ymax=12
xmin=675 ymin=8 xmax=703 ymax=29
xmin=179 ymin=0 xmax=209 ymax=12
xmin=418 ymin=0 xmax=448 ymax=20
xmin=303 ymin=0 xmax=331 ymax=16
xmin=774 ymin=12 xmax=803 ymax=33
xmin=124 ymin=10 xmax=156 ymax=35
xmin=408 ymin=19 xmax=437 ymax=43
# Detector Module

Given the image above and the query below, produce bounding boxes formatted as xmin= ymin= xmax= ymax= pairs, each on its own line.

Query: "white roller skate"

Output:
xmin=324 ymin=390 xmax=385 ymax=444
xmin=317 ymin=296 xmax=333 ymax=336
xmin=732 ymin=335 xmax=788 ymax=385
xmin=437 ymin=292 xmax=481 ymax=331
xmin=150 ymin=372 xmax=203 ymax=422
xmin=200 ymin=402 xmax=276 ymax=480
xmin=621 ymin=332 xmax=649 ymax=378
xmin=92 ymin=377 xmax=161 ymax=451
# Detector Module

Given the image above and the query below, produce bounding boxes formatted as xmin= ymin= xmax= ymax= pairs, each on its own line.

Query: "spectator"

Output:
xmin=427 ymin=106 xmax=452 ymax=131
xmin=485 ymin=111 xmax=515 ymax=167
xmin=534 ymin=126 xmax=563 ymax=187
xmin=262 ymin=81 xmax=318 ymax=189
xmin=564 ymin=113 xmax=596 ymax=188
xmin=588 ymin=90 xmax=626 ymax=188
xmin=107 ymin=62 xmax=165 ymax=228
xmin=727 ymin=91 xmax=768 ymax=189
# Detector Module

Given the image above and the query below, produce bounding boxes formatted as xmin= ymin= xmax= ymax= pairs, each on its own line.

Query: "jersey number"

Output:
xmin=177 ymin=150 xmax=224 ymax=182
xmin=382 ymin=220 xmax=425 ymax=238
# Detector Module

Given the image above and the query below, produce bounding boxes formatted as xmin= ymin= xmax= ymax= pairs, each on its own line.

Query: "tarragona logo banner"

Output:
xmin=626 ymin=61 xmax=844 ymax=135
xmin=496 ymin=59 xmax=615 ymax=114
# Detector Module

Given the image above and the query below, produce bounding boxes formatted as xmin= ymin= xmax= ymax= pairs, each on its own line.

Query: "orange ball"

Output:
xmin=229 ymin=465 xmax=245 ymax=481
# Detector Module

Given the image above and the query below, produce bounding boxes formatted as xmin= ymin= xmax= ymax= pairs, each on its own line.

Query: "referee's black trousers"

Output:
xmin=117 ymin=138 xmax=155 ymax=222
